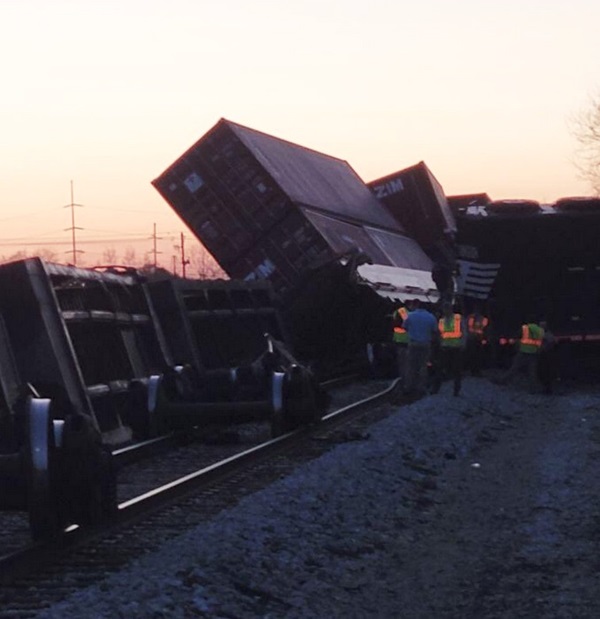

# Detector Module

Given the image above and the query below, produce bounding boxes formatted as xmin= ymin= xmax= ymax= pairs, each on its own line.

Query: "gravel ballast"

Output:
xmin=39 ymin=377 xmax=600 ymax=618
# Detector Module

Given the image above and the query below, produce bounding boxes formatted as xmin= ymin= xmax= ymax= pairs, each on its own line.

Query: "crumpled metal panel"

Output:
xmin=300 ymin=209 xmax=392 ymax=265
xmin=301 ymin=209 xmax=432 ymax=270
xmin=356 ymin=264 xmax=440 ymax=303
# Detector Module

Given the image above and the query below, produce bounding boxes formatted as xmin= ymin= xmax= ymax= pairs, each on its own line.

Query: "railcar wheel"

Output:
xmin=25 ymin=397 xmax=62 ymax=541
xmin=271 ymin=365 xmax=322 ymax=438
xmin=60 ymin=413 xmax=117 ymax=527
xmin=284 ymin=365 xmax=320 ymax=428
xmin=147 ymin=374 xmax=166 ymax=435
xmin=269 ymin=371 xmax=286 ymax=438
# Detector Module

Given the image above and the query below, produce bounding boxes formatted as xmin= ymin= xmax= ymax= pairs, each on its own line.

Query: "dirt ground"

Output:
xmin=394 ymin=380 xmax=600 ymax=618
xmin=40 ymin=376 xmax=600 ymax=619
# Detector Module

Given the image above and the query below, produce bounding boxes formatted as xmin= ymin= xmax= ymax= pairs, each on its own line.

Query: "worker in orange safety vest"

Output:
xmin=431 ymin=302 xmax=466 ymax=397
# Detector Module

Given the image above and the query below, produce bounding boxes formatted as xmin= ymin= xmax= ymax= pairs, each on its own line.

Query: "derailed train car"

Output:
xmin=152 ymin=117 xmax=600 ymax=378
xmin=0 ymin=258 xmax=323 ymax=538
xmin=152 ymin=118 xmax=434 ymax=377
xmin=454 ymin=197 xmax=600 ymax=373
xmin=146 ymin=276 xmax=325 ymax=433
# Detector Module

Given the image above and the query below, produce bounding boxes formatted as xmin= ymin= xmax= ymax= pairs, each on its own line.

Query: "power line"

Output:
xmin=0 ymin=237 xmax=156 ymax=247
xmin=0 ymin=232 xmax=196 ymax=246
xmin=0 ymin=209 xmax=59 ymax=222
xmin=84 ymin=205 xmax=171 ymax=215
xmin=150 ymin=223 xmax=162 ymax=268
xmin=63 ymin=180 xmax=83 ymax=265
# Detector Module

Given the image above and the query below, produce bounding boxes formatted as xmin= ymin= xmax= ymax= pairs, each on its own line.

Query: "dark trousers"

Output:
xmin=537 ymin=349 xmax=559 ymax=394
xmin=403 ymin=342 xmax=432 ymax=397
xmin=465 ymin=338 xmax=485 ymax=376
xmin=432 ymin=346 xmax=463 ymax=396
xmin=501 ymin=351 xmax=538 ymax=392
xmin=396 ymin=343 xmax=408 ymax=381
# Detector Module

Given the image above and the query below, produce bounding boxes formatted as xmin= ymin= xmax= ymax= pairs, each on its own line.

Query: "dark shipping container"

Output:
xmin=152 ymin=119 xmax=431 ymax=294
xmin=368 ymin=161 xmax=456 ymax=265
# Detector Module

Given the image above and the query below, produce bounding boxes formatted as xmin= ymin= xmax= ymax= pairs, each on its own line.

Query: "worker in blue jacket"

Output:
xmin=402 ymin=299 xmax=439 ymax=398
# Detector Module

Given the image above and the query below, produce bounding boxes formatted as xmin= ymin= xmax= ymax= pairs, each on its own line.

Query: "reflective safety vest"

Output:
xmin=439 ymin=313 xmax=463 ymax=348
xmin=467 ymin=315 xmax=489 ymax=338
xmin=393 ymin=307 xmax=409 ymax=344
xmin=519 ymin=323 xmax=544 ymax=354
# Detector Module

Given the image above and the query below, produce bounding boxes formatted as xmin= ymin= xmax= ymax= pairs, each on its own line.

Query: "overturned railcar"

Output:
xmin=0 ymin=259 xmax=167 ymax=446
xmin=152 ymin=119 xmax=433 ymax=376
xmin=148 ymin=278 xmax=288 ymax=371
xmin=446 ymin=193 xmax=492 ymax=217
xmin=0 ymin=259 xmax=155 ymax=536
xmin=146 ymin=276 xmax=325 ymax=433
xmin=0 ymin=259 xmax=323 ymax=539
xmin=455 ymin=198 xmax=600 ymax=373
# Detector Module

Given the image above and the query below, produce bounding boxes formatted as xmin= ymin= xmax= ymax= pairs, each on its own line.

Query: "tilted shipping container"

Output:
xmin=368 ymin=161 xmax=456 ymax=265
xmin=152 ymin=119 xmax=431 ymax=294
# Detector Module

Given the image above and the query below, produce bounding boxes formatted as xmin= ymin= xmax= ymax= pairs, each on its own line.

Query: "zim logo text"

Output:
xmin=372 ymin=178 xmax=404 ymax=199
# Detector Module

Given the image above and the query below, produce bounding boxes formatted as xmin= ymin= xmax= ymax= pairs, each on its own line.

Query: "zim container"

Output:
xmin=226 ymin=208 xmax=432 ymax=295
xmin=152 ymin=118 xmax=428 ymax=293
xmin=368 ymin=161 xmax=456 ymax=257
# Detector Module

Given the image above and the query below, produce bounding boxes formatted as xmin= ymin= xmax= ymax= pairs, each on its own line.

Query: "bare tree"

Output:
xmin=36 ymin=248 xmax=58 ymax=263
xmin=102 ymin=247 xmax=118 ymax=265
xmin=122 ymin=247 xmax=138 ymax=267
xmin=188 ymin=244 xmax=227 ymax=279
xmin=572 ymin=93 xmax=600 ymax=195
xmin=0 ymin=250 xmax=28 ymax=264
xmin=0 ymin=249 xmax=58 ymax=264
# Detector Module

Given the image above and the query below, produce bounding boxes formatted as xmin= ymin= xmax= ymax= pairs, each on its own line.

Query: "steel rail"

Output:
xmin=112 ymin=433 xmax=179 ymax=467
xmin=0 ymin=378 xmax=398 ymax=585
xmin=111 ymin=372 xmax=363 ymax=468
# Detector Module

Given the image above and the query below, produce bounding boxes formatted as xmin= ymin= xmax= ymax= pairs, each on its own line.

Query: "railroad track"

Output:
xmin=0 ymin=378 xmax=397 ymax=617
xmin=0 ymin=372 xmax=368 ymax=563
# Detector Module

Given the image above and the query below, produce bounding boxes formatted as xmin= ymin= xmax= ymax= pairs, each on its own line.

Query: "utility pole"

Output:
xmin=180 ymin=232 xmax=190 ymax=278
xmin=151 ymin=223 xmax=162 ymax=268
xmin=64 ymin=180 xmax=83 ymax=266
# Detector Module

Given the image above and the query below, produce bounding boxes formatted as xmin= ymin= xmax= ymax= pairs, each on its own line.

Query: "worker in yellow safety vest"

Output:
xmin=431 ymin=302 xmax=466 ymax=397
xmin=498 ymin=319 xmax=545 ymax=392
xmin=465 ymin=305 xmax=490 ymax=376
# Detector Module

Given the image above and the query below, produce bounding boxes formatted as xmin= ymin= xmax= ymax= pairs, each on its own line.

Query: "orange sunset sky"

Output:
xmin=1 ymin=0 xmax=599 ymax=271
